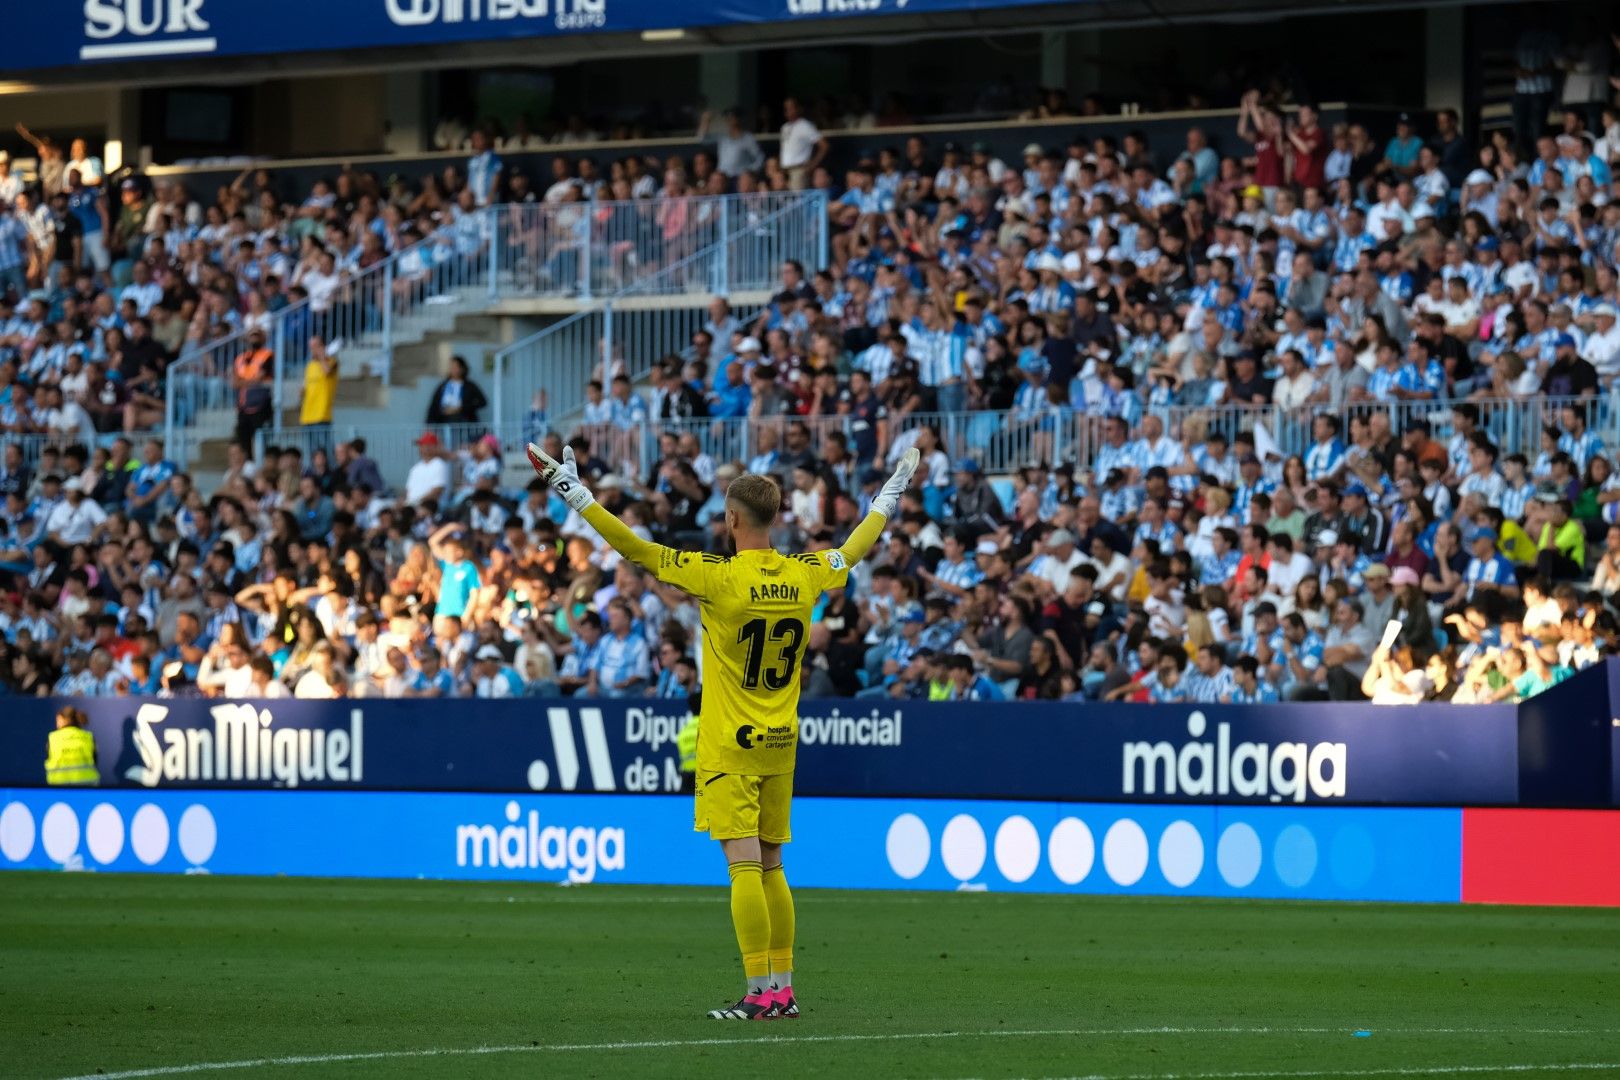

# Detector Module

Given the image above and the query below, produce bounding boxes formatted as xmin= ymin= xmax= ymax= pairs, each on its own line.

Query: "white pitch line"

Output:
xmin=52 ymin=1027 xmax=1620 ymax=1080
xmin=1011 ymin=1064 xmax=1620 ymax=1080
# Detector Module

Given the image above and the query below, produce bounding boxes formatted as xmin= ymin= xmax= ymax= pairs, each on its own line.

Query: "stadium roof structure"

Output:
xmin=9 ymin=0 xmax=1508 ymax=89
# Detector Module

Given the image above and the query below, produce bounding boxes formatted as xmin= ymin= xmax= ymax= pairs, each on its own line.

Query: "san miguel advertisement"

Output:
xmin=0 ymin=697 xmax=1520 ymax=807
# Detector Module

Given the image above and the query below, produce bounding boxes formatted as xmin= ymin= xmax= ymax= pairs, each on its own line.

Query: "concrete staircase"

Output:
xmin=187 ymin=286 xmax=518 ymax=489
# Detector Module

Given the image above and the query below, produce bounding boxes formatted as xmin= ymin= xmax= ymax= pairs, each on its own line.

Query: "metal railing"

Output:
xmin=255 ymin=421 xmax=530 ymax=497
xmin=488 ymin=191 xmax=826 ymax=302
xmin=491 ymin=190 xmax=827 ymax=430
xmin=161 ymin=321 xmax=253 ymax=468
xmin=161 ymin=218 xmax=494 ymax=468
xmin=161 ymin=190 xmax=826 ymax=470
xmin=239 ymin=391 xmax=1620 ymax=496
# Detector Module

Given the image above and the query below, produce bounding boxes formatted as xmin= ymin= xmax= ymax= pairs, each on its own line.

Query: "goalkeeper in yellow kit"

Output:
xmin=530 ymin=440 xmax=919 ymax=1021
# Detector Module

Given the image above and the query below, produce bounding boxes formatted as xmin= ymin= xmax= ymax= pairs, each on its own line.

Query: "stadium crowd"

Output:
xmin=3 ymin=69 xmax=1620 ymax=704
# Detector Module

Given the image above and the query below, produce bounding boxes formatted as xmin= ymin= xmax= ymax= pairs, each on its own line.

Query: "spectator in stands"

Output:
xmin=779 ymin=97 xmax=828 ymax=191
xmin=425 ymin=355 xmax=489 ymax=429
xmin=698 ymin=109 xmax=765 ymax=178
xmin=11 ymin=61 xmax=1620 ymax=710
xmin=300 ymin=337 xmax=339 ymax=444
xmin=232 ymin=328 xmax=274 ymax=450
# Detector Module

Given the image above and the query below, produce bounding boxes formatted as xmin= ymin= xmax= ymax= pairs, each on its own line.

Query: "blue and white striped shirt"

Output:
xmin=1304 ymin=439 xmax=1346 ymax=482
xmin=1332 ymin=230 xmax=1375 ymax=272
xmin=1228 ymin=681 xmax=1281 ymax=704
xmin=1500 ymin=482 xmax=1533 ymax=522
xmin=1100 ymin=486 xmax=1141 ymax=522
xmin=1182 ymin=666 xmax=1235 ymax=704
xmin=0 ymin=216 xmax=27 ymax=273
xmin=1367 ymin=363 xmax=1425 ymax=402
xmin=1465 ymin=554 xmax=1516 ymax=598
xmin=1233 ymin=477 xmax=1278 ymax=522
xmin=1200 ymin=548 xmax=1242 ymax=587
xmin=1559 ymin=431 xmax=1604 ymax=472
xmin=594 ymin=631 xmax=652 ymax=697
xmin=934 ymin=556 xmax=984 ymax=592
xmin=912 ymin=327 xmax=967 ymax=388
xmin=1094 ymin=441 xmax=1143 ymax=484
xmin=466 ymin=150 xmax=504 ymax=207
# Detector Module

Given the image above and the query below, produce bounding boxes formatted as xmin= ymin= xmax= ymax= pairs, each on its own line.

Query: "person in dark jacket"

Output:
xmin=948 ymin=457 xmax=1005 ymax=538
xmin=425 ymin=355 xmax=488 ymax=427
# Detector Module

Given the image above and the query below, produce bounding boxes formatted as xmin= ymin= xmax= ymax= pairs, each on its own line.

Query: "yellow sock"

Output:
xmin=763 ymin=864 xmax=795 ymax=986
xmin=728 ymin=860 xmax=771 ymax=989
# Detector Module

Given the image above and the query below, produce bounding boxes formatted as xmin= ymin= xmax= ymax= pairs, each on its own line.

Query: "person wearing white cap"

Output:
xmin=45 ymin=475 xmax=108 ymax=546
xmin=1581 ymin=303 xmax=1620 ymax=379
xmin=471 ymin=643 xmax=525 ymax=699
xmin=1028 ymin=252 xmax=1074 ymax=314
xmin=1021 ymin=142 xmax=1045 ymax=190
xmin=1460 ymin=168 xmax=1499 ymax=226
xmin=1030 ymin=528 xmax=1085 ymax=593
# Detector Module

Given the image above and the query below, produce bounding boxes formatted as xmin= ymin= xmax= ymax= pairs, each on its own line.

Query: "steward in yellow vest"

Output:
xmin=675 ymin=690 xmax=700 ymax=794
xmin=44 ymin=706 xmax=98 ymax=786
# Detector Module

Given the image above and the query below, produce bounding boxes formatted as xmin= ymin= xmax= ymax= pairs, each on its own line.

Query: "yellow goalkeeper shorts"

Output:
xmin=694 ymin=770 xmax=793 ymax=844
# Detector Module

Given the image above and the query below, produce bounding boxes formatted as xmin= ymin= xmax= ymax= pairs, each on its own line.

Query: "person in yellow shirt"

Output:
xmin=1492 ymin=511 xmax=1538 ymax=566
xmin=44 ymin=706 xmax=98 ymax=786
xmin=530 ymin=439 xmax=918 ymax=1022
xmin=299 ymin=336 xmax=339 ymax=434
xmin=1533 ymin=496 xmax=1585 ymax=580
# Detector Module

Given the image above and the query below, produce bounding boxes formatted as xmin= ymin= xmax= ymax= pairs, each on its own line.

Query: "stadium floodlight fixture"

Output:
xmin=641 ymin=28 xmax=687 ymax=41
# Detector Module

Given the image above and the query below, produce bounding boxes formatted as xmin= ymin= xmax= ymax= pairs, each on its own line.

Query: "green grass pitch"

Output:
xmin=2 ymin=873 xmax=1618 ymax=1079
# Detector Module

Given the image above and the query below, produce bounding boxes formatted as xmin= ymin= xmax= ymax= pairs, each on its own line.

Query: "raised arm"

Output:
xmin=529 ymin=443 xmax=694 ymax=588
xmin=531 ymin=443 xmax=918 ymax=586
xmin=830 ymin=447 xmax=918 ymax=567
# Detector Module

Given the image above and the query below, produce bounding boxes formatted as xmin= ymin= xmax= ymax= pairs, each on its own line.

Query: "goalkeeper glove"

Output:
xmin=869 ymin=447 xmax=921 ymax=520
xmin=527 ymin=443 xmax=596 ymax=513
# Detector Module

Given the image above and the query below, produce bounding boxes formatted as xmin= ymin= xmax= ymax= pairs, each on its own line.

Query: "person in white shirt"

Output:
xmin=0 ymin=153 xmax=20 ymax=209
xmin=778 ymin=97 xmax=827 ymax=190
xmin=404 ymin=433 xmax=452 ymax=507
xmin=67 ymin=139 xmax=104 ymax=187
xmin=1582 ymin=304 xmax=1620 ymax=380
xmin=293 ymin=248 xmax=343 ymax=313
xmin=45 ymin=477 xmax=107 ymax=545
xmin=222 ymin=650 xmax=259 ymax=698
xmin=371 ymin=647 xmax=416 ymax=699
xmin=118 ymin=260 xmax=163 ymax=316
xmin=1030 ymin=529 xmax=1086 ymax=593
xmin=1271 ymin=348 xmax=1317 ymax=410
xmin=294 ymin=642 xmax=344 ymax=699
xmin=1086 ymin=534 xmax=1132 ymax=602
xmin=434 ymin=115 xmax=470 ymax=150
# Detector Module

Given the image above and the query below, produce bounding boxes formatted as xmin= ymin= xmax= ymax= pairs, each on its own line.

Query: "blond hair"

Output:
xmin=726 ymin=473 xmax=781 ymax=527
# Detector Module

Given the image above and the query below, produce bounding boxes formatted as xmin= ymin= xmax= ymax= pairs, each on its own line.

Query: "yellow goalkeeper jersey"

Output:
xmin=581 ymin=504 xmax=884 ymax=776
